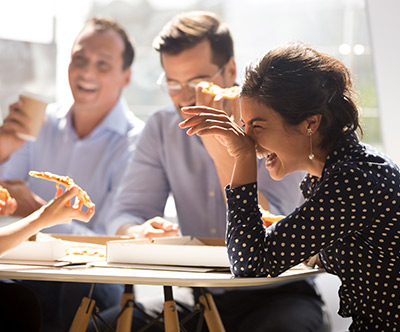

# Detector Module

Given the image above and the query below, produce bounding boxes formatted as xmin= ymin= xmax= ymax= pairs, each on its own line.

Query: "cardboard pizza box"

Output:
xmin=49 ymin=233 xmax=135 ymax=245
xmin=0 ymin=237 xmax=66 ymax=261
xmin=106 ymin=236 xmax=230 ymax=268
xmin=0 ymin=233 xmax=134 ymax=264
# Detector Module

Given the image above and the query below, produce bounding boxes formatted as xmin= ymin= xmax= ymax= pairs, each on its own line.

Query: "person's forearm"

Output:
xmin=231 ymin=151 xmax=257 ymax=188
xmin=0 ymin=211 xmax=45 ymax=255
xmin=0 ymin=138 xmax=11 ymax=163
xmin=201 ymin=136 xmax=234 ymax=197
xmin=0 ymin=135 xmax=25 ymax=164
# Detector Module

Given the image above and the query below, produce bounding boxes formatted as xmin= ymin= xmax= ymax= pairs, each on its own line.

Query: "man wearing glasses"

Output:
xmin=106 ymin=11 xmax=330 ymax=332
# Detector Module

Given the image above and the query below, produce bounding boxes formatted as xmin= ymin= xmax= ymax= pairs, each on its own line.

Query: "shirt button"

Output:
xmin=209 ymin=191 xmax=215 ymax=197
xmin=210 ymin=228 xmax=217 ymax=234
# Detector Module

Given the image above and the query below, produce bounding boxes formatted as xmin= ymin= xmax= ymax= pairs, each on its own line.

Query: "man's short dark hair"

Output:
xmin=153 ymin=11 xmax=234 ymax=67
xmin=82 ymin=17 xmax=134 ymax=70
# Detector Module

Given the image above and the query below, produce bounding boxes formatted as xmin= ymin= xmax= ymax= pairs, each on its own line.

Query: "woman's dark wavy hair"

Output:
xmin=241 ymin=42 xmax=362 ymax=151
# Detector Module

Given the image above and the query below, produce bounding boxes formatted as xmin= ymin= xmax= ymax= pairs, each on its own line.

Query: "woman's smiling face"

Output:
xmin=241 ymin=97 xmax=309 ymax=180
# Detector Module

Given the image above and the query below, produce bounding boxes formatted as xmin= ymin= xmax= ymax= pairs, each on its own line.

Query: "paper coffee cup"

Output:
xmin=16 ymin=92 xmax=48 ymax=141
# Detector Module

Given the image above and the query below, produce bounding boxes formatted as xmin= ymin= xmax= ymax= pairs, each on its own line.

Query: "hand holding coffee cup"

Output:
xmin=0 ymin=96 xmax=45 ymax=162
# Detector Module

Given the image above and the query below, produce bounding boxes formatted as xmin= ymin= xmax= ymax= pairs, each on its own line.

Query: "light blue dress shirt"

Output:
xmin=0 ymin=98 xmax=144 ymax=235
xmin=108 ymin=105 xmax=305 ymax=237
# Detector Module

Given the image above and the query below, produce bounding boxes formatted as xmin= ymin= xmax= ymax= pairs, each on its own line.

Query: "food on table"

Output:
xmin=29 ymin=171 xmax=95 ymax=208
xmin=65 ymin=246 xmax=105 ymax=258
xmin=261 ymin=210 xmax=285 ymax=228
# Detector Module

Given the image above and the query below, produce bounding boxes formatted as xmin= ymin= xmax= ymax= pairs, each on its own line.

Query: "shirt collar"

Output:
xmin=323 ymin=132 xmax=360 ymax=170
xmin=62 ymin=97 xmax=131 ymax=137
xmin=301 ymin=132 xmax=360 ymax=197
xmin=94 ymin=97 xmax=131 ymax=136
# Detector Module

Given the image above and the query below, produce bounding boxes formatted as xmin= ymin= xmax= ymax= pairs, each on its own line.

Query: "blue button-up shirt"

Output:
xmin=0 ymin=98 xmax=144 ymax=235
xmin=108 ymin=105 xmax=305 ymax=237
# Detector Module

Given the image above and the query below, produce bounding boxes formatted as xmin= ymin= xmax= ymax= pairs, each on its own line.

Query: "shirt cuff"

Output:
xmin=225 ymin=182 xmax=259 ymax=214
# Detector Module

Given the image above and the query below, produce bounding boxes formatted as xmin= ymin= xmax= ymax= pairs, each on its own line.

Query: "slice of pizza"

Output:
xmin=29 ymin=171 xmax=95 ymax=209
xmin=198 ymin=81 xmax=240 ymax=100
xmin=261 ymin=210 xmax=285 ymax=228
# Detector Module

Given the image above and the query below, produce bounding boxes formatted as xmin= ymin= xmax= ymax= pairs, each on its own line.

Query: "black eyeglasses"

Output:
xmin=156 ymin=66 xmax=225 ymax=96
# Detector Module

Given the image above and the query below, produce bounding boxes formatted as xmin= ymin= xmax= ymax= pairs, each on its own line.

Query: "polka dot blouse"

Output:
xmin=226 ymin=133 xmax=400 ymax=331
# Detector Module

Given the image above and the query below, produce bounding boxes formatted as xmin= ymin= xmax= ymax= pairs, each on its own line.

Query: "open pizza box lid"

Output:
xmin=0 ymin=235 xmax=66 ymax=262
xmin=0 ymin=233 xmax=134 ymax=265
xmin=106 ymin=236 xmax=230 ymax=268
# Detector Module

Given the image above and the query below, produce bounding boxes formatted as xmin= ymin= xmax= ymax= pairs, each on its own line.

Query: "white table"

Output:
xmin=0 ymin=262 xmax=323 ymax=332
xmin=0 ymin=262 xmax=321 ymax=287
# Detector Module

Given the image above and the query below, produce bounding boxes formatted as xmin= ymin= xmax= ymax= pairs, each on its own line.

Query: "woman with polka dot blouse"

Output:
xmin=180 ymin=42 xmax=400 ymax=331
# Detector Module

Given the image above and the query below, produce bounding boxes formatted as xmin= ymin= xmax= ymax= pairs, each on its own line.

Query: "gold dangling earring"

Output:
xmin=307 ymin=128 xmax=314 ymax=160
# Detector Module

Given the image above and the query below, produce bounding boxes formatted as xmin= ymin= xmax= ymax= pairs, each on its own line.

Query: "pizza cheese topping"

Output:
xmin=65 ymin=246 xmax=105 ymax=257
xmin=29 ymin=171 xmax=95 ymax=208
xmin=198 ymin=81 xmax=240 ymax=100
xmin=0 ymin=186 xmax=11 ymax=203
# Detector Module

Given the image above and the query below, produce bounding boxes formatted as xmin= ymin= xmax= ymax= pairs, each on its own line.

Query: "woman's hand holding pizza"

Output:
xmin=35 ymin=187 xmax=95 ymax=228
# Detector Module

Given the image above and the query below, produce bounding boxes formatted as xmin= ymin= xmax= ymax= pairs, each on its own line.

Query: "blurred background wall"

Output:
xmin=0 ymin=0 xmax=381 ymax=149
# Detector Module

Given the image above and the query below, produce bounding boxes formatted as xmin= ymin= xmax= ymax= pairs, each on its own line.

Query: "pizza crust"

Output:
xmin=29 ymin=171 xmax=95 ymax=208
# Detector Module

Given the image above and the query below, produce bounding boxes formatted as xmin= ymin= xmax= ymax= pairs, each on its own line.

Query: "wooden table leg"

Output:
xmin=163 ymin=286 xmax=180 ymax=332
xmin=69 ymin=296 xmax=96 ymax=332
xmin=199 ymin=293 xmax=226 ymax=332
xmin=116 ymin=284 xmax=134 ymax=332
